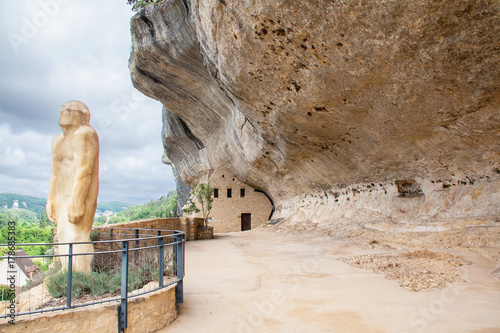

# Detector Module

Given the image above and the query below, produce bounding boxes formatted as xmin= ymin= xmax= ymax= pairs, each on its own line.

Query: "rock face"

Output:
xmin=161 ymin=106 xmax=191 ymax=216
xmin=129 ymin=0 xmax=499 ymax=226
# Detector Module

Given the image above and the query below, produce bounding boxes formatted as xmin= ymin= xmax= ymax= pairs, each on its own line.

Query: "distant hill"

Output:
xmin=0 ymin=208 xmax=40 ymax=224
xmin=0 ymin=193 xmax=133 ymax=222
xmin=96 ymin=201 xmax=134 ymax=213
xmin=0 ymin=193 xmax=47 ymax=216
xmin=95 ymin=201 xmax=135 ymax=218
xmin=97 ymin=191 xmax=177 ymax=225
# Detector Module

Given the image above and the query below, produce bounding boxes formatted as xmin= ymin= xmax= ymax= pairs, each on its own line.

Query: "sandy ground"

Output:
xmin=159 ymin=228 xmax=500 ymax=333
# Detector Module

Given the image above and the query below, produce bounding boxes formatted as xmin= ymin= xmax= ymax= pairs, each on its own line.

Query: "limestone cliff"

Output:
xmin=161 ymin=106 xmax=191 ymax=216
xmin=130 ymin=0 xmax=499 ymax=227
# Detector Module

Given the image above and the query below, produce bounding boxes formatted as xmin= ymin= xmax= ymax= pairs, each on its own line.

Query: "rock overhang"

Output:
xmin=129 ymin=0 xmax=499 ymax=224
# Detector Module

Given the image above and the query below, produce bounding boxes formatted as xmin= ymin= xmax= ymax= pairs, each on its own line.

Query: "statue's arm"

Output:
xmin=46 ymin=135 xmax=61 ymax=222
xmin=68 ymin=128 xmax=99 ymax=224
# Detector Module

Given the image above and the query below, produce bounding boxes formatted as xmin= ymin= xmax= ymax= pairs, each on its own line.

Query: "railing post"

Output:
xmin=110 ymin=228 xmax=113 ymax=240
xmin=118 ymin=240 xmax=128 ymax=332
xmin=182 ymin=233 xmax=185 ymax=278
xmin=158 ymin=235 xmax=164 ymax=288
xmin=67 ymin=243 xmax=73 ymax=309
xmin=174 ymin=233 xmax=184 ymax=305
xmin=134 ymin=229 xmax=139 ymax=263
xmin=173 ymin=234 xmax=178 ymax=276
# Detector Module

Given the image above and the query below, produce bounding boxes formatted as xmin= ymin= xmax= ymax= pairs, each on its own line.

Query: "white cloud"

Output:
xmin=100 ymin=145 xmax=175 ymax=204
xmin=0 ymin=174 xmax=50 ymax=199
xmin=0 ymin=125 xmax=52 ymax=197
xmin=0 ymin=1 xmax=176 ymax=204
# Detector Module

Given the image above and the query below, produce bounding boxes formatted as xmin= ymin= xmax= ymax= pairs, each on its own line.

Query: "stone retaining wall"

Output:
xmin=97 ymin=217 xmax=206 ymax=241
xmin=0 ymin=284 xmax=177 ymax=333
xmin=196 ymin=226 xmax=214 ymax=240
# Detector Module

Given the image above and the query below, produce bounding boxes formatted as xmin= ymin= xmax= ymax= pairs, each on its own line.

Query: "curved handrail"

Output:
xmin=0 ymin=227 xmax=185 ymax=322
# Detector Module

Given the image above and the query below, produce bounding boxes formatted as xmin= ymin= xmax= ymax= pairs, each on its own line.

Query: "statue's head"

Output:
xmin=59 ymin=100 xmax=90 ymax=128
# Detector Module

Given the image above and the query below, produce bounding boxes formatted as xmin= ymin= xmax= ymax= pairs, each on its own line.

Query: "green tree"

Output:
xmin=96 ymin=201 xmax=134 ymax=213
xmin=0 ymin=208 xmax=39 ymax=224
xmin=0 ymin=223 xmax=55 ymax=256
xmin=99 ymin=191 xmax=178 ymax=225
xmin=40 ymin=210 xmax=49 ymax=228
xmin=0 ymin=193 xmax=47 ymax=216
xmin=0 ymin=286 xmax=14 ymax=301
xmin=183 ymin=183 xmax=214 ymax=228
xmin=127 ymin=0 xmax=164 ymax=11
xmin=93 ymin=215 xmax=108 ymax=226
xmin=0 ymin=214 xmax=9 ymax=229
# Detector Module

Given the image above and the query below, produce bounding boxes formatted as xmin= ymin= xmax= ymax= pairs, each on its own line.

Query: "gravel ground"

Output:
xmin=276 ymin=217 xmax=499 ymax=292
xmin=341 ymin=250 xmax=472 ymax=291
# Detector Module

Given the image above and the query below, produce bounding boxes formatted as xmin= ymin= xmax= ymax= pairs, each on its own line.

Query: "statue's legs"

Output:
xmin=56 ymin=207 xmax=94 ymax=273
xmin=73 ymin=242 xmax=93 ymax=273
xmin=56 ymin=206 xmax=69 ymax=272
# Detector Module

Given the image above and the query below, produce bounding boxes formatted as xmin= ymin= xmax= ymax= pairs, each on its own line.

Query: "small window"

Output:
xmin=240 ymin=188 xmax=246 ymax=198
xmin=227 ymin=188 xmax=232 ymax=198
xmin=214 ymin=189 xmax=219 ymax=198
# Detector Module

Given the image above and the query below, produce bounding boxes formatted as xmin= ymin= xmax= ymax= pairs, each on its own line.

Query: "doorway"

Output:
xmin=241 ymin=213 xmax=251 ymax=231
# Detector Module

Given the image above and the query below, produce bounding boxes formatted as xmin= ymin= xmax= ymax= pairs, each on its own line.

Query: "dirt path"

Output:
xmin=159 ymin=229 xmax=500 ymax=333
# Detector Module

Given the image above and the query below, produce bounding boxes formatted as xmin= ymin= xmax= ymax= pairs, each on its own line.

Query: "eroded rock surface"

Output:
xmin=130 ymin=0 xmax=499 ymax=226
xmin=162 ymin=106 xmax=191 ymax=216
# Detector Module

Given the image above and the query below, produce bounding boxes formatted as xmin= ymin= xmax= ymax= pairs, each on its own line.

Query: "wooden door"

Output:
xmin=241 ymin=213 xmax=251 ymax=231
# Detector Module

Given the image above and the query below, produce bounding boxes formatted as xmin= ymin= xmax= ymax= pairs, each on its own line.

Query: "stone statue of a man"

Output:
xmin=46 ymin=100 xmax=99 ymax=273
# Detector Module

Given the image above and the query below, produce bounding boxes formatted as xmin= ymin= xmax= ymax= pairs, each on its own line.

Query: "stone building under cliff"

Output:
xmin=186 ymin=169 xmax=273 ymax=233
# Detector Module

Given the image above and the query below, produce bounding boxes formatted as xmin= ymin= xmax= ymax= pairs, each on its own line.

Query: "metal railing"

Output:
xmin=0 ymin=227 xmax=185 ymax=332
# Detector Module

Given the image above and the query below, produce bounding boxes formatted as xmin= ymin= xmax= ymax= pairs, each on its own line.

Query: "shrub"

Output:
xmin=46 ymin=270 xmax=69 ymax=298
xmin=127 ymin=0 xmax=165 ymax=11
xmin=45 ymin=250 xmax=174 ymax=299
xmin=47 ymin=270 xmax=121 ymax=299
xmin=90 ymin=229 xmax=100 ymax=242
xmin=0 ymin=286 xmax=14 ymax=301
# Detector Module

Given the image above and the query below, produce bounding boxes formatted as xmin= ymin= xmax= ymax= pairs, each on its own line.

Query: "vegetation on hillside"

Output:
xmin=0 ymin=190 xmax=176 ymax=253
xmin=0 ymin=196 xmax=55 ymax=257
xmin=95 ymin=191 xmax=178 ymax=225
xmin=0 ymin=193 xmax=47 ymax=216
xmin=0 ymin=208 xmax=40 ymax=225
xmin=0 ymin=222 xmax=55 ymax=256
xmin=1 ymin=192 xmax=133 ymax=226
xmin=96 ymin=201 xmax=134 ymax=214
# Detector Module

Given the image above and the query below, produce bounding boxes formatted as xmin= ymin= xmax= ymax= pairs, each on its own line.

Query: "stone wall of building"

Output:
xmin=97 ymin=218 xmax=180 ymax=231
xmin=208 ymin=170 xmax=274 ymax=233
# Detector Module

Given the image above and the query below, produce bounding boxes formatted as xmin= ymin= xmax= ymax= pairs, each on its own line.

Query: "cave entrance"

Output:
xmin=241 ymin=213 xmax=251 ymax=231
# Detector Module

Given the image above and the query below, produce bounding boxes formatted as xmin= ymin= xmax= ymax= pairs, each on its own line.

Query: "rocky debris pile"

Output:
xmin=341 ymin=250 xmax=472 ymax=291
xmin=278 ymin=217 xmax=500 ymax=263
xmin=493 ymin=267 xmax=500 ymax=280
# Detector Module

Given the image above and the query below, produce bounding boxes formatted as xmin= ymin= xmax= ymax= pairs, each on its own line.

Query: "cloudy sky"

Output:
xmin=0 ymin=1 xmax=175 ymax=204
